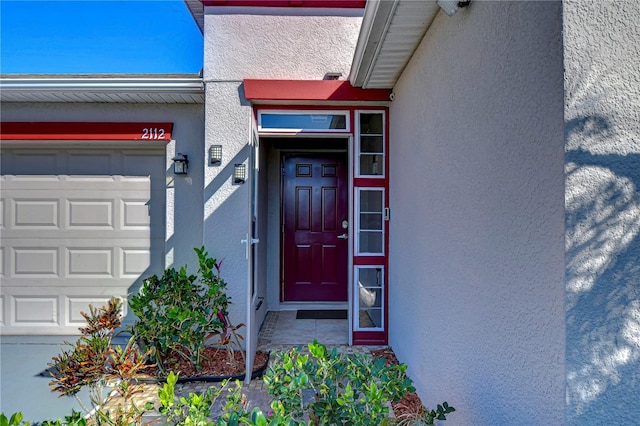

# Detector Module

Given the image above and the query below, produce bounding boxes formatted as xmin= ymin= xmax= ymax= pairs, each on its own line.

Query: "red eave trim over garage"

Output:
xmin=244 ymin=80 xmax=391 ymax=103
xmin=0 ymin=122 xmax=173 ymax=141
xmin=203 ymin=1 xmax=366 ymax=8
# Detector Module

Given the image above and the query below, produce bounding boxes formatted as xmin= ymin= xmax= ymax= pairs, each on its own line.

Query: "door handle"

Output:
xmin=337 ymin=233 xmax=348 ymax=240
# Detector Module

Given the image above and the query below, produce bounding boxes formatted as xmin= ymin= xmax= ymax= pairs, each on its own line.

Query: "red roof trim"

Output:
xmin=0 ymin=122 xmax=174 ymax=141
xmin=244 ymin=80 xmax=391 ymax=102
xmin=203 ymin=0 xmax=366 ymax=8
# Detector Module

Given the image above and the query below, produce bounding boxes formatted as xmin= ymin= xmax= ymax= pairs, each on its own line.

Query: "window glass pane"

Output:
xmin=360 ymin=113 xmax=383 ymax=134
xmin=359 ymin=231 xmax=383 ymax=253
xmin=261 ymin=113 xmax=347 ymax=131
xmin=360 ymin=190 xmax=383 ymax=212
xmin=358 ymin=267 xmax=380 ymax=286
xmin=360 ymin=213 xmax=382 ymax=230
xmin=359 ymin=154 xmax=383 ymax=175
xmin=358 ymin=190 xmax=384 ymax=254
xmin=359 ymin=287 xmax=382 ymax=308
xmin=356 ymin=267 xmax=384 ymax=329
xmin=359 ymin=308 xmax=383 ymax=328
xmin=360 ymin=136 xmax=383 ymax=153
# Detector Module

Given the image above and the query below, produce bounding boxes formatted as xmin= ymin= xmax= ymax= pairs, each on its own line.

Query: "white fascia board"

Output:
xmin=0 ymin=77 xmax=204 ymax=94
xmin=349 ymin=0 xmax=398 ymax=88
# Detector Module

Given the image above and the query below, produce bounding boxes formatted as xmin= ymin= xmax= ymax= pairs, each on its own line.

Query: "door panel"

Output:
xmin=282 ymin=154 xmax=348 ymax=302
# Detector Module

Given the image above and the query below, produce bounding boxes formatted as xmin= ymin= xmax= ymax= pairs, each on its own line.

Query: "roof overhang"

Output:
xmin=0 ymin=75 xmax=205 ymax=104
xmin=184 ymin=0 xmax=204 ymax=33
xmin=349 ymin=0 xmax=440 ymax=89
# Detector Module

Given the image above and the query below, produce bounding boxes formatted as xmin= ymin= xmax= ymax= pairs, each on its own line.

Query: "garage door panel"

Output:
xmin=122 ymin=200 xmax=150 ymax=227
xmin=5 ymin=240 xmax=155 ymax=279
xmin=121 ymin=248 xmax=151 ymax=276
xmin=8 ymin=152 xmax=59 ymax=174
xmin=14 ymin=200 xmax=60 ymax=228
xmin=67 ymin=249 xmax=114 ymax=277
xmin=13 ymin=248 xmax=59 ymax=276
xmin=68 ymin=200 xmax=113 ymax=227
xmin=68 ymin=153 xmax=114 ymax=175
xmin=2 ymin=175 xmax=151 ymax=189
xmin=67 ymin=296 xmax=122 ymax=324
xmin=1 ymin=147 xmax=164 ymax=335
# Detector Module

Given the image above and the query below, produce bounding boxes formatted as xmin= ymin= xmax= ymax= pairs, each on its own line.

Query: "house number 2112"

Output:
xmin=141 ymin=128 xmax=166 ymax=140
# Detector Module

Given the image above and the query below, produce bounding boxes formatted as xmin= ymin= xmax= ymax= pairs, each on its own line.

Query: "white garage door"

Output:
xmin=0 ymin=145 xmax=165 ymax=335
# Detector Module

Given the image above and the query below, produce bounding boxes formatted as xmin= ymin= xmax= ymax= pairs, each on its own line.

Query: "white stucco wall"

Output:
xmin=202 ymin=7 xmax=363 ymax=327
xmin=564 ymin=1 xmax=640 ymax=424
xmin=387 ymin=2 xmax=565 ymax=424
xmin=204 ymin=7 xmax=362 ymax=81
xmin=202 ymin=81 xmax=252 ymax=327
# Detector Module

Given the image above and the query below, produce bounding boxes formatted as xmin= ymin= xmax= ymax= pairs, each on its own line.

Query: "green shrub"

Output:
xmin=263 ymin=340 xmax=414 ymax=425
xmin=128 ymin=246 xmax=243 ymax=372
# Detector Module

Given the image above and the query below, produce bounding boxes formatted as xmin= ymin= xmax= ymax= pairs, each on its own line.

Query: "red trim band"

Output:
xmin=203 ymin=0 xmax=366 ymax=8
xmin=0 ymin=122 xmax=174 ymax=141
xmin=244 ymin=80 xmax=391 ymax=103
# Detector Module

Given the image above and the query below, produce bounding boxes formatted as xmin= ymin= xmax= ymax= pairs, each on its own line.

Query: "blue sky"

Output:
xmin=0 ymin=0 xmax=203 ymax=74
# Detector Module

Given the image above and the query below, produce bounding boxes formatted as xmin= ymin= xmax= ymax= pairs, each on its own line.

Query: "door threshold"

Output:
xmin=277 ymin=302 xmax=348 ymax=311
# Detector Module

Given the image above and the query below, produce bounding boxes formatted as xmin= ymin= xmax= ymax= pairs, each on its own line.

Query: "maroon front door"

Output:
xmin=282 ymin=153 xmax=348 ymax=302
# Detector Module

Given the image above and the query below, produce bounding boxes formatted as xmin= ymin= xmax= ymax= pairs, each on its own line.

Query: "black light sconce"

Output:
xmin=172 ymin=153 xmax=189 ymax=175
xmin=209 ymin=145 xmax=222 ymax=166
xmin=234 ymin=163 xmax=246 ymax=184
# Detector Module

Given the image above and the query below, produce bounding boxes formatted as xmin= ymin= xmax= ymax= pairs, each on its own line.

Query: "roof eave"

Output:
xmin=0 ymin=77 xmax=204 ymax=93
xmin=349 ymin=0 xmax=440 ymax=90
xmin=349 ymin=0 xmax=398 ymax=89
xmin=0 ymin=76 xmax=205 ymax=104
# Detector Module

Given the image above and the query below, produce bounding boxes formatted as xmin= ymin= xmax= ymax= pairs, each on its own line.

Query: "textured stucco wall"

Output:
xmin=564 ymin=1 xmax=640 ymax=424
xmin=204 ymin=7 xmax=362 ymax=81
xmin=387 ymin=2 xmax=565 ymax=424
xmin=202 ymin=82 xmax=252 ymax=327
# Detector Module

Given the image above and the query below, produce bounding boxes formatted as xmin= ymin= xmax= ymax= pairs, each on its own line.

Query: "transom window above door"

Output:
xmin=258 ymin=110 xmax=350 ymax=133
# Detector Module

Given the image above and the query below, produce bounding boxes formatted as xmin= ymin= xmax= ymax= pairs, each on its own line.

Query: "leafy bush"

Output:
xmin=263 ymin=340 xmax=414 ymax=426
xmin=47 ymin=297 xmax=152 ymax=425
xmin=128 ymin=246 xmax=244 ymax=372
xmin=0 ymin=412 xmax=30 ymax=426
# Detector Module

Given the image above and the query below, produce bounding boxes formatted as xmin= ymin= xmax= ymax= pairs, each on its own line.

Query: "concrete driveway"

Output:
xmin=0 ymin=336 xmax=88 ymax=421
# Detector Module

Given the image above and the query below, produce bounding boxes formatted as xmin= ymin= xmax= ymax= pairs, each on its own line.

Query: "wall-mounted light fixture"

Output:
xmin=234 ymin=163 xmax=246 ymax=184
xmin=172 ymin=153 xmax=189 ymax=175
xmin=209 ymin=145 xmax=222 ymax=166
xmin=437 ymin=0 xmax=471 ymax=16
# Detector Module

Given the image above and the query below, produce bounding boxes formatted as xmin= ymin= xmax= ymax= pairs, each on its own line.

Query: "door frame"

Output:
xmin=254 ymin=106 xmax=389 ymax=346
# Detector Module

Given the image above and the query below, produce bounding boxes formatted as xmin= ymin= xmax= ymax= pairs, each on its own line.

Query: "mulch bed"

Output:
xmin=370 ymin=347 xmax=424 ymax=420
xmin=142 ymin=347 xmax=270 ymax=380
